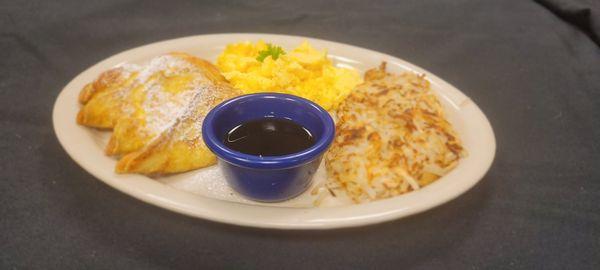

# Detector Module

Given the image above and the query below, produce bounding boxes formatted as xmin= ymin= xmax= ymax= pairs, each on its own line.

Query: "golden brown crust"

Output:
xmin=76 ymin=52 xmax=242 ymax=175
xmin=115 ymin=84 xmax=240 ymax=174
xmin=104 ymin=52 xmax=234 ymax=157
xmin=78 ymin=68 xmax=128 ymax=105
xmin=169 ymin=52 xmax=229 ymax=85
xmin=325 ymin=63 xmax=466 ymax=203
xmin=76 ymin=65 xmax=138 ymax=129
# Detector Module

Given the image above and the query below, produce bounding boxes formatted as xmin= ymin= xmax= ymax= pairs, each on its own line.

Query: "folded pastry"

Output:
xmin=116 ymin=85 xmax=238 ymax=174
xmin=77 ymin=65 xmax=140 ymax=129
xmin=77 ymin=52 xmax=241 ymax=174
xmin=107 ymin=53 xmax=233 ymax=156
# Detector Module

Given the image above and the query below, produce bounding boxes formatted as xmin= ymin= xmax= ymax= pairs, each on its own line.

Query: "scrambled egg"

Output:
xmin=216 ymin=41 xmax=362 ymax=110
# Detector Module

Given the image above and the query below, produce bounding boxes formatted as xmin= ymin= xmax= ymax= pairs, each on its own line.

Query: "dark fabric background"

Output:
xmin=536 ymin=0 xmax=600 ymax=45
xmin=1 ymin=0 xmax=599 ymax=269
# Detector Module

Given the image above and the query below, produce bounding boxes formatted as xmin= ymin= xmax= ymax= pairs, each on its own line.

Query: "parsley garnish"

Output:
xmin=256 ymin=44 xmax=286 ymax=62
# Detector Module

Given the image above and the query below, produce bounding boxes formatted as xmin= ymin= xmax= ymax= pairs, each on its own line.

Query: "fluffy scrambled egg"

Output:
xmin=216 ymin=41 xmax=362 ymax=110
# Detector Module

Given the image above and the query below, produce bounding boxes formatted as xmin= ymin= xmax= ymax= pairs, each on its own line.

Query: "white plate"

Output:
xmin=53 ymin=33 xmax=495 ymax=229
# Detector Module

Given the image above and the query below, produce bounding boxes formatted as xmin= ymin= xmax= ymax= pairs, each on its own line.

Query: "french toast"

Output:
xmin=77 ymin=52 xmax=241 ymax=175
xmin=105 ymin=53 xmax=230 ymax=156
xmin=115 ymin=83 xmax=239 ymax=174
xmin=76 ymin=66 xmax=140 ymax=129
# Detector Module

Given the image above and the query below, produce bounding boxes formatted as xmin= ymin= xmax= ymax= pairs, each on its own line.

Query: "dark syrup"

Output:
xmin=224 ymin=118 xmax=315 ymax=156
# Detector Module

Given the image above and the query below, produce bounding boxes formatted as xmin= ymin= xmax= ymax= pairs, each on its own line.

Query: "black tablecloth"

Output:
xmin=2 ymin=1 xmax=599 ymax=269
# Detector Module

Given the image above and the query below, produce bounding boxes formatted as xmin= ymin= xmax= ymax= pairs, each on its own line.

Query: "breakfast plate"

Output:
xmin=53 ymin=33 xmax=495 ymax=229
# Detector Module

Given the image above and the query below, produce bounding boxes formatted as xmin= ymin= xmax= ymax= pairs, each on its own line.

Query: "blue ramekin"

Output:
xmin=202 ymin=93 xmax=335 ymax=202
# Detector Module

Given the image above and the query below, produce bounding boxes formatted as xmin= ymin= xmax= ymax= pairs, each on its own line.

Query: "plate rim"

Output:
xmin=53 ymin=33 xmax=496 ymax=229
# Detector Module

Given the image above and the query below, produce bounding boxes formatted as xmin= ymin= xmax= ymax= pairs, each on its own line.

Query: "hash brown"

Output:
xmin=325 ymin=63 xmax=466 ymax=203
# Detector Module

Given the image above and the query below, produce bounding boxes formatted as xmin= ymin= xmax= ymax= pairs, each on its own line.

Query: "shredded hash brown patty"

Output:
xmin=324 ymin=63 xmax=466 ymax=203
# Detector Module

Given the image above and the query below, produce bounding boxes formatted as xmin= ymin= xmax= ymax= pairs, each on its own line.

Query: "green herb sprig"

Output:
xmin=256 ymin=44 xmax=286 ymax=62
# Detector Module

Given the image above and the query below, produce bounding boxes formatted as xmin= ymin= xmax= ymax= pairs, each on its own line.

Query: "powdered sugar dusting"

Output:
xmin=143 ymin=84 xmax=196 ymax=134
xmin=117 ymin=63 xmax=142 ymax=74
xmin=135 ymin=56 xmax=221 ymax=142
xmin=105 ymin=54 xmax=223 ymax=153
xmin=137 ymin=55 xmax=194 ymax=83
